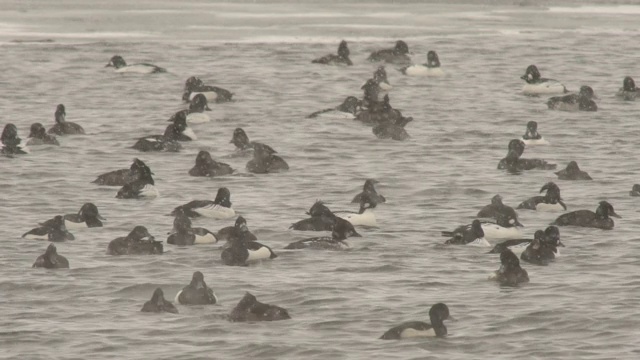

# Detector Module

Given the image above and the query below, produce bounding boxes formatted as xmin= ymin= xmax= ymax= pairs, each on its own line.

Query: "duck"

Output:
xmin=26 ymin=123 xmax=59 ymax=146
xmin=488 ymin=229 xmax=546 ymax=256
xmin=443 ymin=219 xmax=490 ymax=246
xmin=107 ymin=226 xmax=163 ymax=255
xmin=246 ymin=142 xmax=289 ymax=174
xmin=616 ymin=76 xmax=638 ymax=101
xmin=517 ymin=182 xmax=567 ymax=212
xmin=489 ymin=249 xmax=529 ymax=286
xmin=92 ymin=158 xmax=148 ymax=186
xmin=520 ymin=232 xmax=560 ymax=266
xmin=289 ymin=200 xmax=356 ymax=232
xmin=356 ymin=94 xmax=409 ymax=126
xmin=116 ymin=161 xmax=158 ymax=199
xmin=106 ymin=55 xmax=166 ymax=74
xmin=175 ymin=271 xmax=217 ymax=305
xmin=228 ymin=292 xmax=291 ymax=322
xmin=380 ymin=303 xmax=452 ymax=340
xmin=367 ymin=40 xmax=411 ymax=65
xmin=188 ymin=150 xmax=234 ymax=177
xmin=182 ymin=76 xmax=233 ymax=103
xmin=334 ymin=194 xmax=378 ymax=227
xmin=170 ymin=187 xmax=235 ymax=219
xmin=165 ymin=111 xmax=198 ymax=140
xmin=520 ymin=121 xmax=549 ymax=146
xmin=552 ymin=201 xmax=620 ymax=230
xmin=307 ymin=96 xmax=361 ymax=119
xmin=520 ymin=64 xmax=567 ymax=95
xmin=555 ymin=161 xmax=592 ymax=180
xmin=32 ymin=243 xmax=69 ymax=269
xmin=497 ymin=139 xmax=556 ymax=172
xmin=132 ymin=114 xmax=190 ymax=152
xmin=167 ymin=212 xmax=217 ymax=245
xmin=215 ymin=219 xmax=258 ymax=244
xmin=547 ymin=85 xmax=598 ymax=111
xmin=230 ymin=128 xmax=255 ymax=151
xmin=183 ymin=93 xmax=211 ymax=124
xmin=361 ymin=79 xmax=383 ymax=109
xmin=372 ymin=66 xmax=393 ymax=91
xmin=47 ymin=104 xmax=85 ymax=135
xmin=284 ymin=220 xmax=361 ymax=250
xmin=141 ymin=288 xmax=178 ymax=314
xmin=22 ymin=215 xmax=75 ymax=242
xmin=352 ymin=179 xmax=386 ymax=204
xmin=399 ymin=50 xmax=444 ymax=77
xmin=372 ymin=116 xmax=412 ymax=141
xmin=476 ymin=194 xmax=516 ymax=220
xmin=39 ymin=202 xmax=106 ymax=229
xmin=630 ymin=184 xmax=640 ymax=197
xmin=221 ymin=217 xmax=277 ymax=266
xmin=311 ymin=40 xmax=353 ymax=66
xmin=1 ymin=123 xmax=29 ymax=155
xmin=544 ymin=225 xmax=564 ymax=255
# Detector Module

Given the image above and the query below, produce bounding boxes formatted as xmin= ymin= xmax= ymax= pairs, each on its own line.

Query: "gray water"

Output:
xmin=1 ymin=1 xmax=640 ymax=359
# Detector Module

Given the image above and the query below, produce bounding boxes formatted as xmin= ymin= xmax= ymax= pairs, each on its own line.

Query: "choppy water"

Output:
xmin=2 ymin=1 xmax=640 ymax=359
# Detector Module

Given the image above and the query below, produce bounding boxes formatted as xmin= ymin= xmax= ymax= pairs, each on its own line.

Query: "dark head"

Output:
xmin=131 ymin=158 xmax=150 ymax=176
xmin=596 ymin=201 xmax=620 ymax=219
xmin=427 ymin=50 xmax=441 ymax=68
xmin=544 ymin=225 xmax=563 ymax=247
xmin=533 ymin=230 xmax=546 ymax=242
xmin=623 ymin=76 xmax=636 ymax=92
xmin=190 ymin=271 xmax=206 ymax=289
xmin=1 ymin=123 xmax=20 ymax=143
xmin=500 ymin=248 xmax=521 ymax=269
xmin=184 ymin=76 xmax=204 ymax=92
xmin=490 ymin=194 xmax=503 ymax=206
xmin=332 ymin=221 xmax=361 ymax=241
xmin=51 ymin=215 xmax=67 ymax=231
xmin=190 ymin=93 xmax=211 ymax=112
xmin=507 ymin=139 xmax=525 ymax=157
xmin=28 ymin=123 xmax=47 ymax=139
xmin=79 ymin=203 xmax=105 ymax=220
xmin=578 ymin=97 xmax=598 ymax=112
xmin=394 ymin=40 xmax=409 ymax=55
xmin=565 ymin=161 xmax=580 ymax=173
xmin=195 ymin=150 xmax=215 ymax=168
xmin=128 ymin=226 xmax=154 ymax=241
xmin=338 ymin=96 xmax=361 ymax=115
xmin=358 ymin=193 xmax=378 ymax=213
xmin=252 ymin=142 xmax=277 ymax=160
xmin=234 ymin=216 xmax=249 ymax=233
xmin=214 ymin=187 xmax=232 ymax=207
xmin=55 ymin=104 xmax=66 ymax=124
xmin=164 ymin=117 xmax=187 ymax=140
xmin=497 ymin=207 xmax=523 ymax=228
xmin=151 ymin=288 xmax=166 ymax=305
xmin=373 ymin=66 xmax=389 ymax=84
xmin=362 ymin=79 xmax=381 ymax=105
xmin=578 ymin=85 xmax=596 ymax=99
xmin=106 ymin=55 xmax=126 ymax=69
xmin=381 ymin=94 xmax=392 ymax=112
xmin=173 ymin=211 xmax=192 ymax=232
xmin=231 ymin=128 xmax=251 ymax=149
xmin=363 ymin=179 xmax=379 ymax=193
xmin=521 ymin=65 xmax=541 ymax=82
xmin=471 ymin=219 xmax=485 ymax=238
xmin=45 ymin=243 xmax=58 ymax=257
xmin=525 ymin=120 xmax=539 ymax=137
xmin=429 ymin=303 xmax=451 ymax=323
xmin=540 ymin=182 xmax=561 ymax=200
xmin=307 ymin=200 xmax=333 ymax=217
xmin=337 ymin=40 xmax=350 ymax=59
xmin=632 ymin=184 xmax=640 ymax=194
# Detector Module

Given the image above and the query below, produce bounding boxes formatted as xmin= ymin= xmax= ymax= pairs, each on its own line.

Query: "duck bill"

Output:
xmin=97 ymin=214 xmax=107 ymax=221
xmin=520 ymin=74 xmax=527 ymax=80
xmin=611 ymin=212 xmax=621 ymax=219
xmin=557 ymin=241 xmax=565 ymax=247
xmin=205 ymin=104 xmax=212 ymax=111
xmin=514 ymin=219 xmax=524 ymax=227
xmin=105 ymin=63 xmax=113 ymax=68
xmin=351 ymin=231 xmax=362 ymax=237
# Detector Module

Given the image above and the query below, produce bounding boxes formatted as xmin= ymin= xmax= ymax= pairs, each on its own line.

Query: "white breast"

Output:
xmin=378 ymin=81 xmax=393 ymax=91
xmin=115 ymin=64 xmax=156 ymax=74
xmin=194 ymin=204 xmax=235 ymax=219
xmin=174 ymin=290 xmax=183 ymax=304
xmin=522 ymin=81 xmax=566 ymax=95
xmin=315 ymin=110 xmax=355 ymax=120
xmin=399 ymin=327 xmax=436 ymax=338
xmin=521 ymin=137 xmax=550 ymax=146
xmin=139 ymin=184 xmax=159 ymax=198
xmin=468 ymin=237 xmax=491 ymax=247
xmin=535 ymin=202 xmax=565 ymax=212
xmin=189 ymin=91 xmax=218 ymax=103
xmin=481 ymin=223 xmax=523 ymax=240
xmin=507 ymin=242 xmax=530 ymax=256
xmin=64 ymin=219 xmax=88 ymax=230
xmin=194 ymin=232 xmax=217 ymax=244
xmin=23 ymin=233 xmax=49 ymax=240
xmin=404 ymin=65 xmax=445 ymax=77
xmin=186 ymin=112 xmax=211 ymax=124
xmin=246 ymin=246 xmax=273 ymax=263
xmin=181 ymin=126 xmax=198 ymax=140
xmin=336 ymin=209 xmax=377 ymax=227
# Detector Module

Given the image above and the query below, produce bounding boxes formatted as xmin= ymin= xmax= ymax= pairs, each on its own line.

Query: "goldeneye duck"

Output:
xmin=47 ymin=104 xmax=85 ymax=135
xmin=228 ymin=292 xmax=291 ymax=322
xmin=32 ymin=243 xmax=69 ymax=269
xmin=380 ymin=303 xmax=452 ymax=340
xmin=520 ymin=64 xmax=567 ymax=95
xmin=489 ymin=249 xmax=529 ymax=286
xmin=183 ymin=93 xmax=211 ymax=124
xmin=106 ymin=55 xmax=166 ymax=74
xmin=552 ymin=201 xmax=620 ymax=230
xmin=443 ymin=219 xmax=490 ymax=246
xmin=517 ymin=182 xmax=567 ymax=212
xmin=230 ymin=127 xmax=255 ymax=151
xmin=367 ymin=40 xmax=411 ymax=65
xmin=373 ymin=66 xmax=393 ymax=91
xmin=352 ymin=179 xmax=386 ymax=204
xmin=93 ymin=158 xmax=148 ymax=186
xmin=175 ymin=271 xmax=217 ymax=305
xmin=521 ymin=121 xmax=549 ymax=145
xmin=22 ymin=215 xmax=75 ymax=242
xmin=488 ymin=229 xmax=546 ymax=256
xmin=26 ymin=123 xmax=59 ymax=146
xmin=1 ymin=123 xmax=29 ymax=155
xmin=616 ymin=76 xmax=638 ymax=101
xmin=311 ymin=40 xmax=353 ymax=66
xmin=107 ymin=226 xmax=162 ymax=255
xmin=290 ymin=200 xmax=356 ymax=232
xmin=544 ymin=225 xmax=564 ymax=255
xmin=284 ymin=220 xmax=361 ymax=250
xmin=246 ymin=142 xmax=289 ymax=174
xmin=629 ymin=184 xmax=640 ymax=197
xmin=497 ymin=139 xmax=556 ymax=172
xmin=334 ymin=193 xmax=378 ymax=227
xmin=189 ymin=150 xmax=234 ymax=177
xmin=216 ymin=218 xmax=258 ymax=245
xmin=221 ymin=217 xmax=277 ymax=266
xmin=170 ymin=187 xmax=235 ymax=219
xmin=115 ymin=161 xmax=158 ymax=199
xmin=477 ymin=194 xmax=516 ymax=220
xmin=520 ymin=232 xmax=560 ymax=266
xmin=141 ymin=288 xmax=178 ymax=314
xmin=132 ymin=116 xmax=188 ymax=152
xmin=400 ymin=50 xmax=445 ymax=77
xmin=182 ymin=76 xmax=233 ymax=103
xmin=555 ymin=161 xmax=592 ymax=180
xmin=307 ymin=96 xmax=361 ymax=119
xmin=39 ymin=202 xmax=106 ymax=230
xmin=372 ymin=116 xmax=412 ymax=141
xmin=547 ymin=86 xmax=598 ymax=111
xmin=167 ymin=212 xmax=217 ymax=245
xmin=165 ymin=111 xmax=197 ymax=140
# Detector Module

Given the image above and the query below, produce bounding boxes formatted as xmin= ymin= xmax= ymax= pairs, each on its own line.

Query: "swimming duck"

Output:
xmin=175 ymin=271 xmax=218 ymax=305
xmin=47 ymin=104 xmax=85 ymax=135
xmin=373 ymin=66 xmax=393 ymax=91
xmin=221 ymin=217 xmax=277 ymax=266
xmin=489 ymin=249 xmax=529 ymax=286
xmin=170 ymin=187 xmax=235 ymax=219
xmin=367 ymin=40 xmax=411 ymax=65
xmin=132 ymin=114 xmax=190 ymax=152
xmin=520 ymin=121 xmax=549 ymax=146
xmin=246 ymin=142 xmax=289 ymax=173
xmin=630 ymin=184 xmax=640 ymax=197
xmin=284 ymin=220 xmax=361 ymax=250
xmin=182 ymin=76 xmax=233 ymax=103
xmin=520 ymin=231 xmax=560 ymax=266
xmin=188 ymin=150 xmax=234 ymax=177
xmin=517 ymin=182 xmax=567 ymax=212
xmin=520 ymin=64 xmax=567 ymax=95
xmin=311 ymin=40 xmax=353 ymax=66
xmin=115 ymin=161 xmax=158 ymax=199
xmin=106 ymin=55 xmax=166 ymax=74
xmin=215 ymin=218 xmax=258 ymax=244
xmin=167 ymin=212 xmax=217 ymax=245
xmin=552 ymin=201 xmax=620 ymax=230
xmin=352 ymin=179 xmax=386 ymax=204
xmin=444 ymin=211 xmax=523 ymax=243
xmin=26 ymin=123 xmax=59 ymax=146
xmin=230 ymin=128 xmax=255 ymax=151
xmin=228 ymin=292 xmax=291 ymax=322
xmin=555 ymin=161 xmax=592 ymax=180
xmin=39 ymin=202 xmax=105 ymax=229
xmin=497 ymin=139 xmax=556 ymax=172
xmin=1 ymin=123 xmax=29 ymax=155
xmin=107 ymin=226 xmax=162 ymax=255
xmin=32 ymin=243 xmax=69 ymax=269
xmin=289 ymin=200 xmax=356 ymax=232
xmin=443 ymin=219 xmax=490 ymax=246
xmin=307 ymin=96 xmax=361 ymax=119
xmin=165 ymin=111 xmax=198 ymax=140
xmin=182 ymin=94 xmax=211 ymax=124
xmin=616 ymin=76 xmax=638 ymax=101
xmin=141 ymin=288 xmax=178 ymax=314
xmin=380 ymin=303 xmax=452 ymax=340
xmin=547 ymin=86 xmax=598 ymax=111
xmin=477 ymin=194 xmax=516 ymax=220
xmin=93 ymin=158 xmax=148 ymax=186
xmin=399 ymin=50 xmax=444 ymax=77
xmin=22 ymin=215 xmax=75 ymax=242
xmin=334 ymin=194 xmax=378 ymax=227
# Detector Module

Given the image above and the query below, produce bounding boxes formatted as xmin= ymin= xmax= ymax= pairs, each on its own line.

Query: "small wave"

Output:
xmin=548 ymin=6 xmax=640 ymax=15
